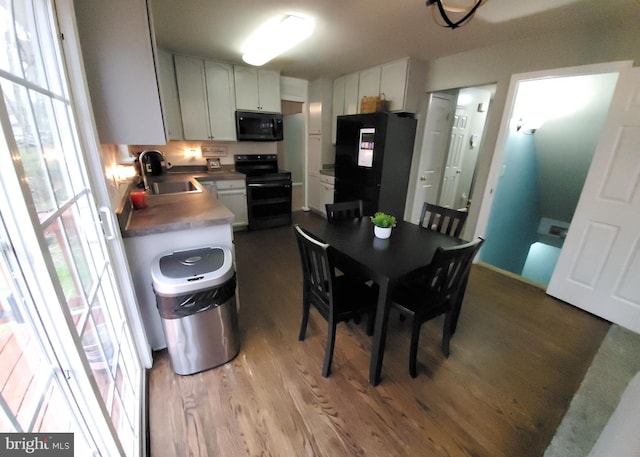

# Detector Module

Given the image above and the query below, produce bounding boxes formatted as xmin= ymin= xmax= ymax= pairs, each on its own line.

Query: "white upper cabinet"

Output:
xmin=233 ymin=66 xmax=259 ymax=110
xmin=380 ymin=59 xmax=408 ymax=112
xmin=157 ymin=49 xmax=183 ymax=140
xmin=234 ymin=66 xmax=281 ymax=112
xmin=344 ymin=73 xmax=360 ymax=115
xmin=329 ymin=58 xmax=426 ymax=143
xmin=258 ymin=70 xmax=281 ymax=111
xmin=74 ymin=0 xmax=167 ymax=145
xmin=357 ymin=66 xmax=382 ymax=106
xmin=331 ymin=76 xmax=345 ymax=143
xmin=308 ymin=78 xmax=332 ymax=135
xmin=174 ymin=55 xmax=236 ymax=141
xmin=332 ymin=77 xmax=346 ymax=118
xmin=331 ymin=72 xmax=359 ymax=143
xmin=379 ymin=58 xmax=427 ymax=114
xmin=174 ymin=55 xmax=209 ymax=140
xmin=204 ymin=61 xmax=237 ymax=141
xmin=280 ymin=76 xmax=308 ymax=103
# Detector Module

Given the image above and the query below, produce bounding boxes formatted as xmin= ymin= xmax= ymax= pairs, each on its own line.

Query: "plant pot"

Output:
xmin=374 ymin=226 xmax=392 ymax=239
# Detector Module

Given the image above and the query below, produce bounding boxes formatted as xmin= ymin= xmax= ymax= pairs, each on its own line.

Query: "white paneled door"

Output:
xmin=547 ymin=68 xmax=640 ymax=333
xmin=409 ymin=93 xmax=455 ymax=223
xmin=439 ymin=106 xmax=469 ymax=209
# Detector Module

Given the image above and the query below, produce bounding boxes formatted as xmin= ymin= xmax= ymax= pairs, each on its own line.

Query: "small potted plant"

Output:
xmin=370 ymin=212 xmax=396 ymax=239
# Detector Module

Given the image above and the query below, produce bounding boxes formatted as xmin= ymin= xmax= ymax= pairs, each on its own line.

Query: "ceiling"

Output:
xmin=151 ymin=0 xmax=638 ymax=81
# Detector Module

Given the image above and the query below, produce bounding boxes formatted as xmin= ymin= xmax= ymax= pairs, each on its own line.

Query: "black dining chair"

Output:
xmin=325 ymin=200 xmax=364 ymax=223
xmin=293 ymin=224 xmax=378 ymax=377
xmin=419 ymin=202 xmax=468 ymax=238
xmin=391 ymin=237 xmax=484 ymax=377
xmin=325 ymin=199 xmax=372 ymax=284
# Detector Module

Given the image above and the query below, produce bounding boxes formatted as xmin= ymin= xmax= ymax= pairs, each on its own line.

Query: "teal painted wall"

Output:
xmin=479 ymin=132 xmax=540 ymax=275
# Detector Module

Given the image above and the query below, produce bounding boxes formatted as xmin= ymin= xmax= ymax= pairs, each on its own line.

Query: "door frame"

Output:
xmin=57 ymin=0 xmax=152 ymax=368
xmin=472 ymin=60 xmax=634 ymax=246
xmin=406 ymin=85 xmax=495 ymax=225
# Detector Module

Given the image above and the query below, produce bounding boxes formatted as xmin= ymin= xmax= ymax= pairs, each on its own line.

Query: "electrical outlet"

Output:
xmin=206 ymin=158 xmax=221 ymax=170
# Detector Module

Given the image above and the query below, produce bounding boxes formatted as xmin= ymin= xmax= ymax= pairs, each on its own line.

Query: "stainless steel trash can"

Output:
xmin=151 ymin=246 xmax=240 ymax=375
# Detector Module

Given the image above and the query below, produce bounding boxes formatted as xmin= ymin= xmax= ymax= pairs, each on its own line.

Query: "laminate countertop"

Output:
xmin=119 ymin=170 xmax=245 ymax=238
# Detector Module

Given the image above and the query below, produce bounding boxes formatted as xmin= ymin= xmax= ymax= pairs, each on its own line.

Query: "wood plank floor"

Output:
xmin=148 ymin=211 xmax=610 ymax=457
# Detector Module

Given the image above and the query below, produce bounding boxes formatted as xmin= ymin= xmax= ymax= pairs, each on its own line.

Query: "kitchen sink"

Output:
xmin=149 ymin=180 xmax=202 ymax=195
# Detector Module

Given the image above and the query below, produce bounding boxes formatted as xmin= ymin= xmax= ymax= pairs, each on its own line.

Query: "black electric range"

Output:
xmin=234 ymin=154 xmax=292 ymax=230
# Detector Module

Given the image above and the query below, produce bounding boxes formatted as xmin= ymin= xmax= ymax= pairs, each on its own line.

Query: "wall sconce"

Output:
xmin=516 ymin=118 xmax=543 ymax=135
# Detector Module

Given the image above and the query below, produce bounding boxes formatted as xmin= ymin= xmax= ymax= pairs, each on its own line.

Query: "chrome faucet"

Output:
xmin=138 ymin=150 xmax=165 ymax=190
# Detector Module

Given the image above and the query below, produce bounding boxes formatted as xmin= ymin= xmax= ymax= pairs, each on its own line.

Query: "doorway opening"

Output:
xmin=478 ymin=72 xmax=619 ymax=286
xmin=407 ymin=84 xmax=495 ymax=229
xmin=279 ymin=101 xmax=305 ymax=210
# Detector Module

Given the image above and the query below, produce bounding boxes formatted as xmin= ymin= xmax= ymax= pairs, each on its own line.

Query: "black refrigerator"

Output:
xmin=334 ymin=112 xmax=417 ymax=217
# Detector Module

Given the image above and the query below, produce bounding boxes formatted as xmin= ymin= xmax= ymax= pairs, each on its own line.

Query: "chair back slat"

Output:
xmin=419 ymin=202 xmax=468 ymax=237
xmin=326 ymin=200 xmax=364 ymax=223
xmin=294 ymin=225 xmax=334 ymax=315
xmin=409 ymin=238 xmax=484 ymax=304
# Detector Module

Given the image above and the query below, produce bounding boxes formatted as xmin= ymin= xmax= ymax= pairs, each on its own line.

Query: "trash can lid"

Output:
xmin=151 ymin=246 xmax=234 ymax=296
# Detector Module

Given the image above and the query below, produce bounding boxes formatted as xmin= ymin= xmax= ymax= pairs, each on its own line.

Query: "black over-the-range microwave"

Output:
xmin=235 ymin=111 xmax=284 ymax=141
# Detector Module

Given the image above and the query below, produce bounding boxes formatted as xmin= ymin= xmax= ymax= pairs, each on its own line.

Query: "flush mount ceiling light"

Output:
xmin=425 ymin=0 xmax=488 ymax=29
xmin=242 ymin=14 xmax=315 ymax=66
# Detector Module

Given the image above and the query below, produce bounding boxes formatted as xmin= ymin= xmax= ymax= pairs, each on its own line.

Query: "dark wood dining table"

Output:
xmin=304 ymin=218 xmax=467 ymax=386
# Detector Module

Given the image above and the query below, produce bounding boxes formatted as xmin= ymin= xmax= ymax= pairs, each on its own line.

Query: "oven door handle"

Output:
xmin=247 ymin=182 xmax=291 ymax=188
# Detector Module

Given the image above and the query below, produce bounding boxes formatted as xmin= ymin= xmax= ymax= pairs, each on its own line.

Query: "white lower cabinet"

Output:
xmin=124 ymin=224 xmax=234 ymax=350
xmin=199 ymin=179 xmax=248 ymax=229
xmin=216 ymin=180 xmax=248 ymax=228
xmin=308 ymin=173 xmax=334 ymax=216
xmin=319 ymin=174 xmax=335 ymax=215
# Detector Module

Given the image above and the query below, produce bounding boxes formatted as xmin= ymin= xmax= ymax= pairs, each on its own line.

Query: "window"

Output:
xmin=0 ymin=1 xmax=144 ymax=455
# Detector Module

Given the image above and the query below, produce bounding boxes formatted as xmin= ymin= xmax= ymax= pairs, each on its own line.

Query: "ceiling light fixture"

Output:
xmin=242 ymin=14 xmax=315 ymax=66
xmin=425 ymin=0 xmax=488 ymax=29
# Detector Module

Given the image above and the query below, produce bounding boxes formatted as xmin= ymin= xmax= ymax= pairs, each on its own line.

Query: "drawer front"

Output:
xmin=216 ymin=179 xmax=246 ymax=190
xmin=319 ymin=174 xmax=335 ymax=186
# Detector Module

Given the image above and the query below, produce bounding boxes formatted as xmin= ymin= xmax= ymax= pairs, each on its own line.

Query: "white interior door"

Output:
xmin=409 ymin=93 xmax=455 ymax=223
xmin=439 ymin=106 xmax=469 ymax=208
xmin=547 ymin=67 xmax=640 ymax=333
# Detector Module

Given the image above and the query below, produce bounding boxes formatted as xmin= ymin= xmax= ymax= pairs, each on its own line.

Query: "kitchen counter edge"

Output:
xmin=118 ymin=171 xmax=244 ymax=238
